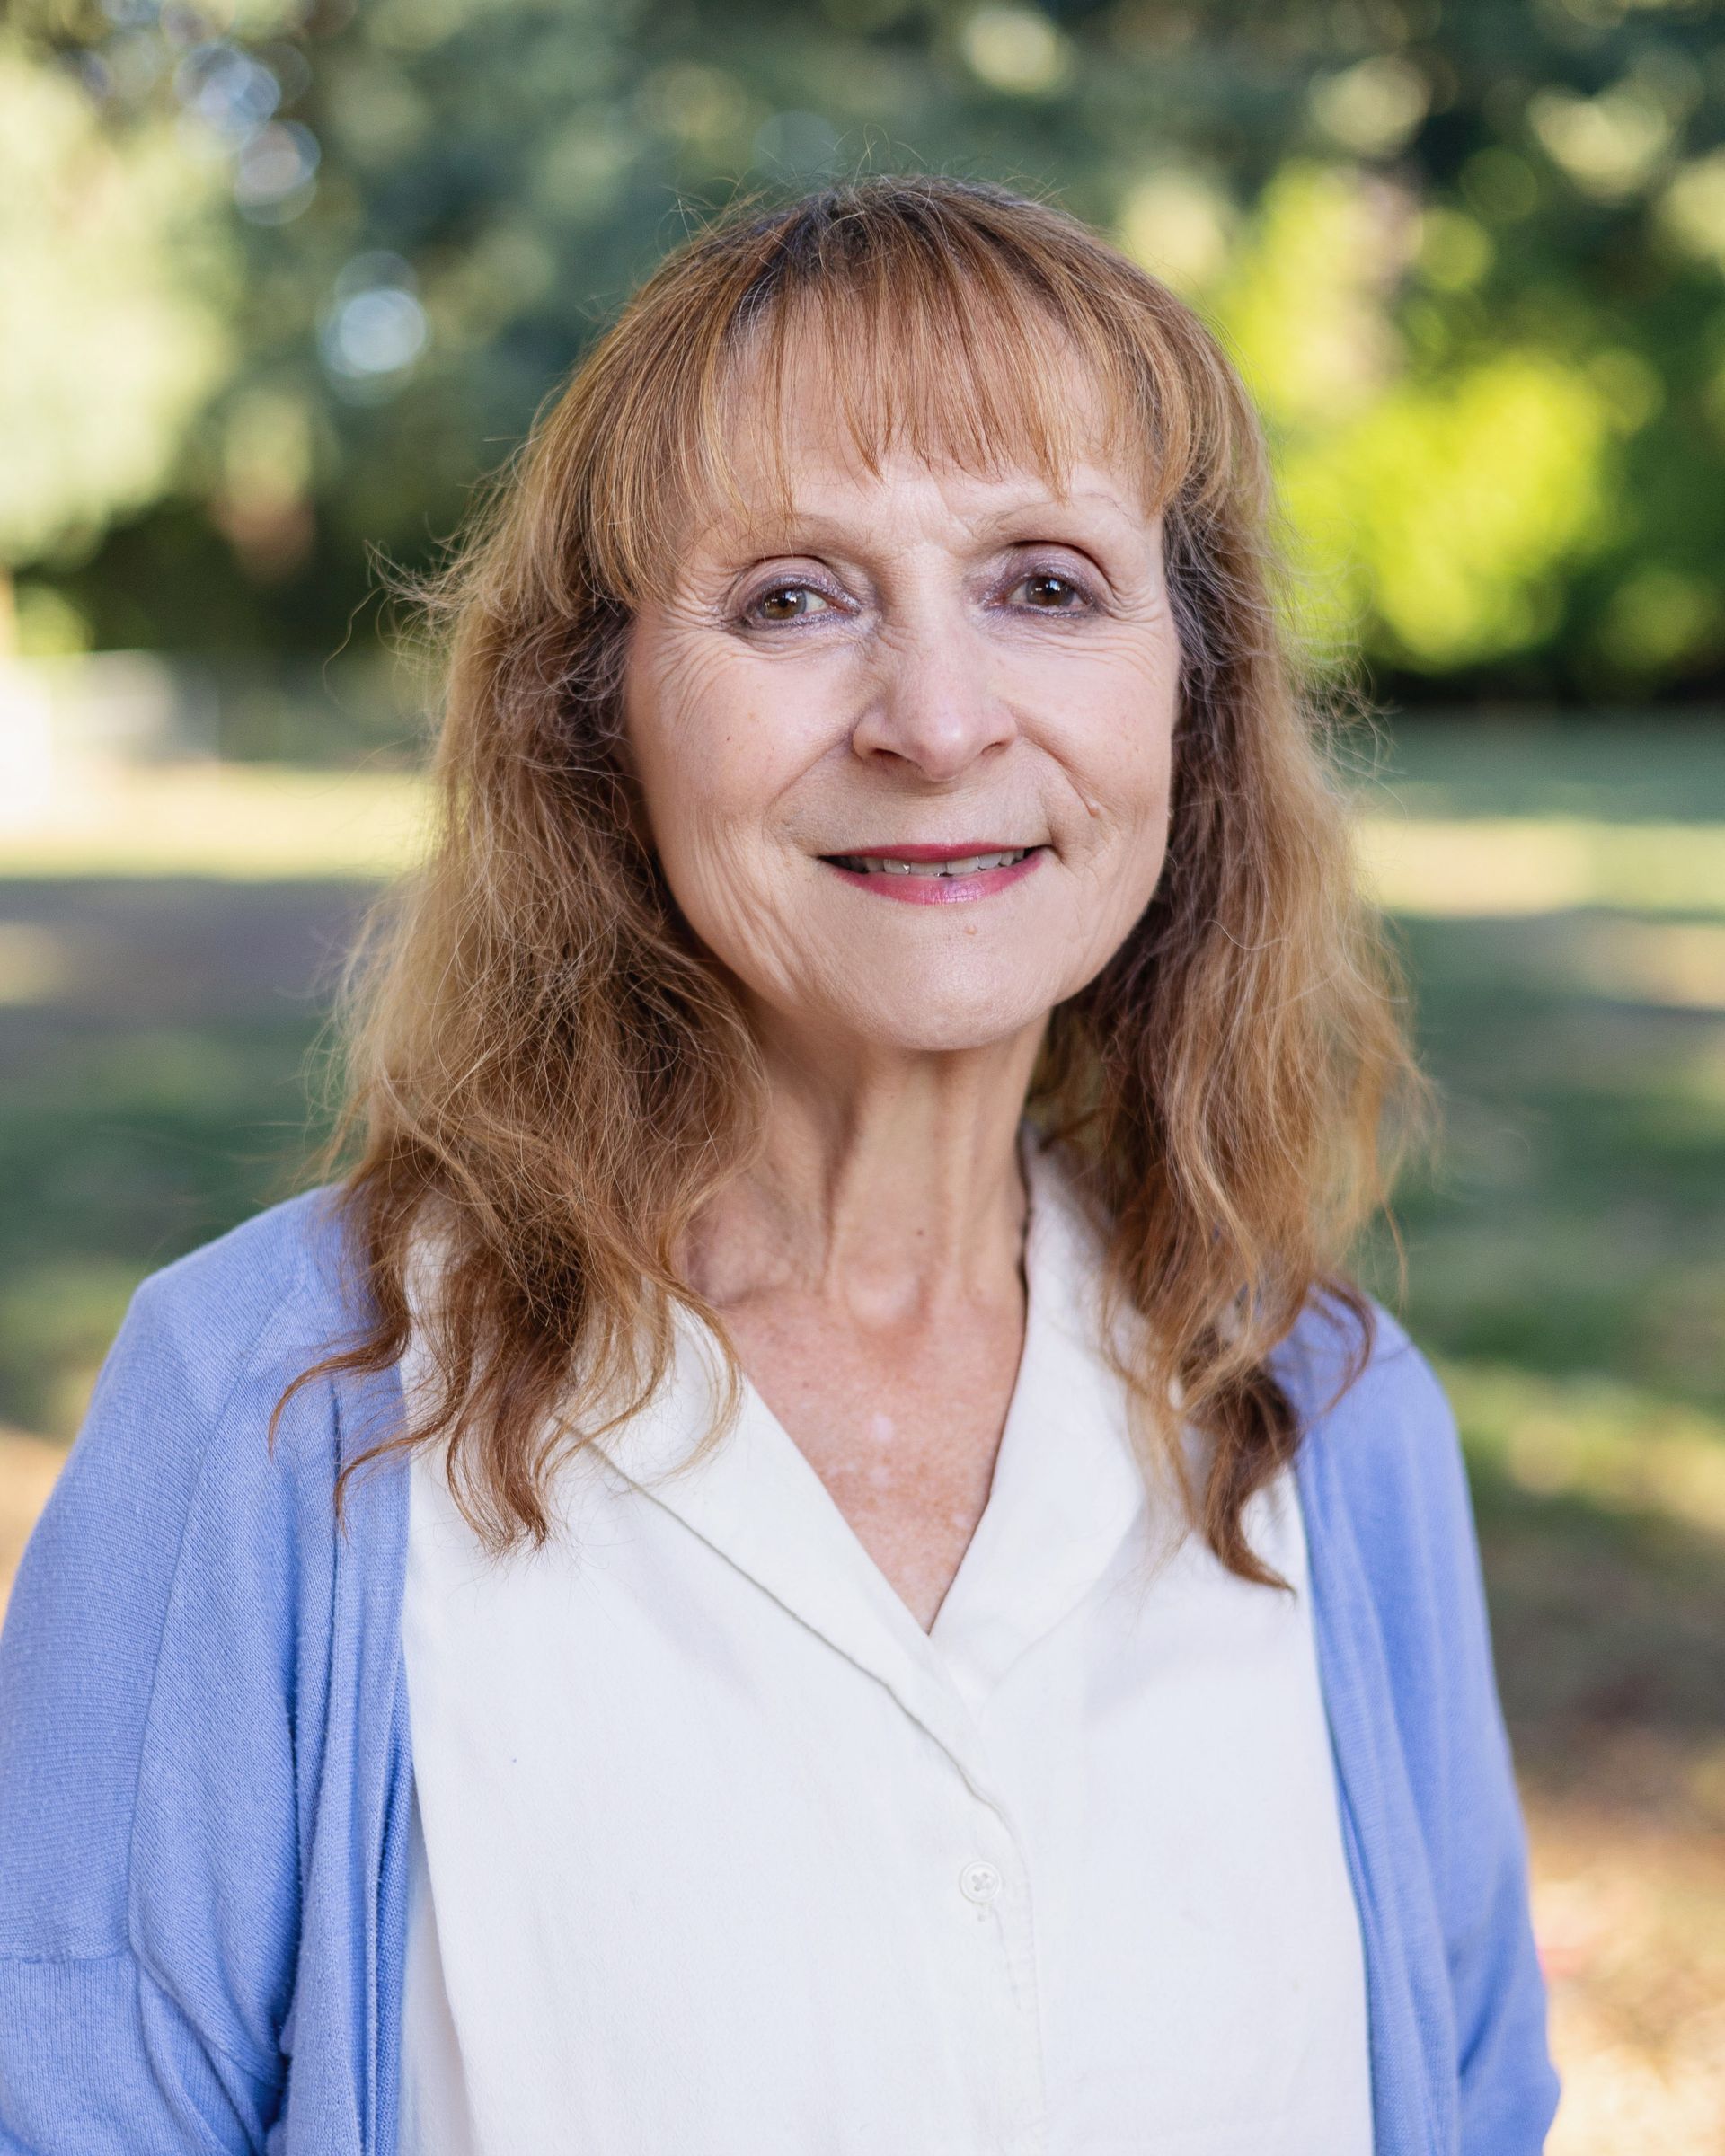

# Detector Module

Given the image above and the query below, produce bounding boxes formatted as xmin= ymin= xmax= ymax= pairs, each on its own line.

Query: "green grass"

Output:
xmin=0 ymin=877 xmax=355 ymax=1433
xmin=0 ymin=1016 xmax=332 ymax=1431
xmin=1353 ymin=711 xmax=1725 ymax=824
xmin=1341 ymin=720 xmax=1725 ymax=1822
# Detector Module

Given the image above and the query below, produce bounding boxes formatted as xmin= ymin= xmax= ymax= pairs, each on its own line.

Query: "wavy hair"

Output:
xmin=286 ymin=173 xmax=1427 ymax=1586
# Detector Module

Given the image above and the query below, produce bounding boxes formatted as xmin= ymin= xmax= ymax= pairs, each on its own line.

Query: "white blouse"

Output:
xmin=398 ymin=1138 xmax=1373 ymax=2156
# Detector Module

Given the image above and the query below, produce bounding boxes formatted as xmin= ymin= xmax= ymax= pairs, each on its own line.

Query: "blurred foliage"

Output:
xmin=4 ymin=0 xmax=1725 ymax=700
xmin=0 ymin=41 xmax=236 ymax=570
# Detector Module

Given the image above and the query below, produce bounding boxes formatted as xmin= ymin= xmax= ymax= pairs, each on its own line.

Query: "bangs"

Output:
xmin=579 ymin=185 xmax=1216 ymax=609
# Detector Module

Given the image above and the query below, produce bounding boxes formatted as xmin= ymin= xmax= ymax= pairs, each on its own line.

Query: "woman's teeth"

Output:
xmin=833 ymin=848 xmax=1034 ymax=877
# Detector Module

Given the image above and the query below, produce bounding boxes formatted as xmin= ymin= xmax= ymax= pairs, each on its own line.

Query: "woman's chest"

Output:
xmin=399 ymin=1445 xmax=1372 ymax=2156
xmin=720 ymin=1299 xmax=1026 ymax=1629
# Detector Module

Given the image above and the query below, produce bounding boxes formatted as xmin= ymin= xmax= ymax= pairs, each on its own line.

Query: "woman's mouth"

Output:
xmin=819 ymin=844 xmax=1047 ymax=905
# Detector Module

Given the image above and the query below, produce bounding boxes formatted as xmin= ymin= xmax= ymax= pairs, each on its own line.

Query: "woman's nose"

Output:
xmin=848 ymin=616 xmax=1019 ymax=782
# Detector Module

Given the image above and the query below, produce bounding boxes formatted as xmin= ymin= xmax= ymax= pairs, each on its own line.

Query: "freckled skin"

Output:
xmin=624 ymin=380 xmax=1181 ymax=1630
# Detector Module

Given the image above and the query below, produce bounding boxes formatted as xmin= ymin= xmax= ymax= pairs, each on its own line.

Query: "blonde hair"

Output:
xmin=287 ymin=174 xmax=1426 ymax=1586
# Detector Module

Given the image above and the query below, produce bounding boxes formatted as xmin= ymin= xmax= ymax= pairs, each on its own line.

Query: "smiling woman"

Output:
xmin=323 ymin=184 xmax=1400 ymax=1591
xmin=0 ymin=177 xmax=1559 ymax=2156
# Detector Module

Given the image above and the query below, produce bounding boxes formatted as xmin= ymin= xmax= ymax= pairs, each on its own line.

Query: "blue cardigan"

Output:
xmin=0 ymin=1189 xmax=1560 ymax=2154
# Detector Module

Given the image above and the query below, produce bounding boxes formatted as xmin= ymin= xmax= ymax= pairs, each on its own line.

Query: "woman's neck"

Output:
xmin=683 ymin=1021 xmax=1044 ymax=1322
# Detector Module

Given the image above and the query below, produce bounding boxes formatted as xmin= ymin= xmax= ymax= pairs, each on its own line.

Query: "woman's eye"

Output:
xmin=1010 ymin=570 xmax=1090 ymax=612
xmin=749 ymin=584 xmax=834 ymax=624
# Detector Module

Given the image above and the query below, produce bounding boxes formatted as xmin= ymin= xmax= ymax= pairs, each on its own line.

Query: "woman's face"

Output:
xmin=623 ymin=384 xmax=1183 ymax=1062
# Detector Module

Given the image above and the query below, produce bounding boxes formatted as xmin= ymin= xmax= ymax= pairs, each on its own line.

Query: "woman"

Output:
xmin=0 ymin=176 xmax=1558 ymax=2153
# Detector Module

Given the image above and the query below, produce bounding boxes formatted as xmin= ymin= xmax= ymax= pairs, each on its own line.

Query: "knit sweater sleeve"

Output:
xmin=0 ymin=1202 xmax=352 ymax=2154
xmin=1289 ymin=1296 xmax=1561 ymax=2155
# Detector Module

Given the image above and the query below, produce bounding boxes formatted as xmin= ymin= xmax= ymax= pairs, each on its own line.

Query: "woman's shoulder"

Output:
xmin=51 ymin=1184 xmax=399 ymax=1612
xmin=1274 ymin=1287 xmax=1491 ymax=1641
xmin=118 ymin=1181 xmax=393 ymax=1453
xmin=10 ymin=1172 xmax=382 ymax=1583
xmin=1276 ymin=1288 xmax=1464 ymax=1511
xmin=4 ymin=1187 xmax=387 ymax=1769
xmin=1276 ymin=1287 xmax=1502 ymax=1733
xmin=120 ymin=1181 xmax=364 ymax=1394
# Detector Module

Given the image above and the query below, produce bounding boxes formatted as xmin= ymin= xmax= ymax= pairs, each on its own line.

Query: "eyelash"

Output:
xmin=737 ymin=561 xmax=1101 ymax=628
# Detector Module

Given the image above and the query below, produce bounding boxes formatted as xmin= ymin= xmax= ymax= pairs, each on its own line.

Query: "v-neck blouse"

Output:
xmin=397 ymin=1139 xmax=1375 ymax=2155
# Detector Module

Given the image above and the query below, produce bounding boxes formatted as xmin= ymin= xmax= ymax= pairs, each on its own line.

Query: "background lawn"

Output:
xmin=2 ymin=715 xmax=1722 ymax=2149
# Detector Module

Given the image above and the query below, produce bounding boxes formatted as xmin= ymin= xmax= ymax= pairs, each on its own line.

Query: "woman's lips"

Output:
xmin=819 ymin=844 xmax=1048 ymax=906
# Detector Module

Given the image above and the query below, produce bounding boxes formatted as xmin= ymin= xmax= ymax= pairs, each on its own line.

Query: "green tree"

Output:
xmin=0 ymin=25 xmax=237 ymax=650
xmin=9 ymin=0 xmax=1725 ymax=702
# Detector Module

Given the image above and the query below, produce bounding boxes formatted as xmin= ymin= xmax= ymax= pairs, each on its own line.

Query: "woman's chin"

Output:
xmin=809 ymin=985 xmax=1057 ymax=1060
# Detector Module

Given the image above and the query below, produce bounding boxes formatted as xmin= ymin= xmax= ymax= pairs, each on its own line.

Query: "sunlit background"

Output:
xmin=4 ymin=0 xmax=1724 ymax=2144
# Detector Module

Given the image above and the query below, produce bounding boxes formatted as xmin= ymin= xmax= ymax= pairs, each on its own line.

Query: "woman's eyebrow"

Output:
xmin=713 ymin=486 xmax=1140 ymax=559
xmin=976 ymin=495 xmax=1146 ymax=543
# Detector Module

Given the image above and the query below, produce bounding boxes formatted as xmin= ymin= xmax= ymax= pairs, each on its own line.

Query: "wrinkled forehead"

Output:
xmin=629 ymin=288 xmax=1168 ymax=596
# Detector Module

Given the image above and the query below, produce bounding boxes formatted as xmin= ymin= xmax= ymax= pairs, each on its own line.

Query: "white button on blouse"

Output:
xmin=398 ymin=1136 xmax=1373 ymax=2156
